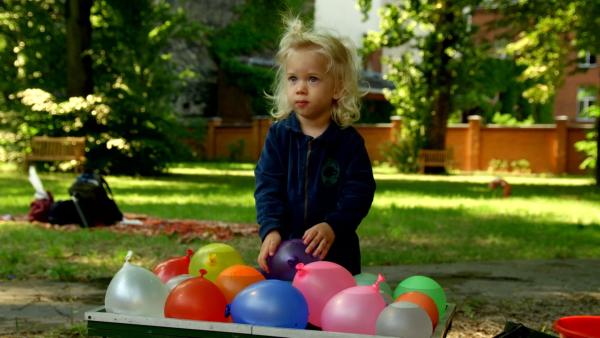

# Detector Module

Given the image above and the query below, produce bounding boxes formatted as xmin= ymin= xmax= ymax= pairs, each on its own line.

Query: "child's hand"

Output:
xmin=303 ymin=222 xmax=335 ymax=260
xmin=257 ymin=230 xmax=281 ymax=273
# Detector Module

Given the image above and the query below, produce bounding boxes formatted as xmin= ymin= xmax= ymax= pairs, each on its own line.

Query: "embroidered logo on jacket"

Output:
xmin=321 ymin=158 xmax=340 ymax=187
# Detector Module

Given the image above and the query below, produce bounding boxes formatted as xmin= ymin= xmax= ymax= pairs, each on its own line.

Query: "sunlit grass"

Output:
xmin=0 ymin=161 xmax=598 ymax=281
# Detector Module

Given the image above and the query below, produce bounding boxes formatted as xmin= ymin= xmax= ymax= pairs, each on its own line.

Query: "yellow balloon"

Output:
xmin=188 ymin=243 xmax=244 ymax=281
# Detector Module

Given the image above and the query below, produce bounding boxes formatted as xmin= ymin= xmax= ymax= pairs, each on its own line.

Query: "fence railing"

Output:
xmin=198 ymin=115 xmax=593 ymax=174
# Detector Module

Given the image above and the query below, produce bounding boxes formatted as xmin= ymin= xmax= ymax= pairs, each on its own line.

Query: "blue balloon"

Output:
xmin=230 ymin=280 xmax=308 ymax=329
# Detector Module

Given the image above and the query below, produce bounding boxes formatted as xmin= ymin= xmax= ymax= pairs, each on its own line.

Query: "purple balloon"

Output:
xmin=267 ymin=239 xmax=319 ymax=281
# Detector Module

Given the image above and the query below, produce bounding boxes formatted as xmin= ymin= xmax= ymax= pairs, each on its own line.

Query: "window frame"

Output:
xmin=577 ymin=51 xmax=597 ymax=69
xmin=576 ymin=87 xmax=598 ymax=122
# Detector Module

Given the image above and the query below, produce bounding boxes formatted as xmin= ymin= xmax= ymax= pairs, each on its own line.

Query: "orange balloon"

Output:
xmin=164 ymin=272 xmax=228 ymax=322
xmin=395 ymin=291 xmax=439 ymax=329
xmin=215 ymin=264 xmax=265 ymax=303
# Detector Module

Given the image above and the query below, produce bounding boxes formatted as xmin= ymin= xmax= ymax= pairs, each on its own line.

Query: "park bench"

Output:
xmin=25 ymin=136 xmax=86 ymax=171
xmin=417 ymin=148 xmax=453 ymax=174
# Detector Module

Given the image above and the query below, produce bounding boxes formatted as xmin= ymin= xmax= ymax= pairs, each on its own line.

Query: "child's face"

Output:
xmin=285 ymin=47 xmax=338 ymax=123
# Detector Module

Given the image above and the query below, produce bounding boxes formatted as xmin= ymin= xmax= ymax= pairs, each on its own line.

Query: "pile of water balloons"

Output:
xmin=105 ymin=240 xmax=446 ymax=337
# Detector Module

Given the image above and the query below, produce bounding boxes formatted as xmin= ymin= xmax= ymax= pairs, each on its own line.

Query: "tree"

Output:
xmin=66 ymin=0 xmax=93 ymax=97
xmin=209 ymin=0 xmax=311 ymax=117
xmin=0 ymin=0 xmax=205 ymax=175
xmin=497 ymin=1 xmax=600 ymax=104
xmin=496 ymin=0 xmax=600 ymax=185
xmin=358 ymin=0 xmax=483 ymax=172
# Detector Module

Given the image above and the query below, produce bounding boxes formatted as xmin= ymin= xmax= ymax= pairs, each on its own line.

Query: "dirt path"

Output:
xmin=1 ymin=259 xmax=598 ymax=337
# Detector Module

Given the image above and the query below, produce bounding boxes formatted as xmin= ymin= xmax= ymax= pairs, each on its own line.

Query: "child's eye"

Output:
xmin=287 ymin=76 xmax=297 ymax=83
xmin=308 ymin=76 xmax=320 ymax=83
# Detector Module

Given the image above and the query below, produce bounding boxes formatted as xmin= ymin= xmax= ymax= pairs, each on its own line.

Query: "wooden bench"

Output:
xmin=417 ymin=148 xmax=453 ymax=173
xmin=25 ymin=136 xmax=86 ymax=170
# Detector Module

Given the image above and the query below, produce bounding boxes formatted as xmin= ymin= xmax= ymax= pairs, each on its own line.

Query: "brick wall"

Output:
xmin=201 ymin=116 xmax=594 ymax=174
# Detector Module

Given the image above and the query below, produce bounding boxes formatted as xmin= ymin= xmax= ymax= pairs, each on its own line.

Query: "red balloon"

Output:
xmin=395 ymin=291 xmax=439 ymax=329
xmin=164 ymin=270 xmax=228 ymax=322
xmin=215 ymin=264 xmax=265 ymax=303
xmin=153 ymin=249 xmax=193 ymax=283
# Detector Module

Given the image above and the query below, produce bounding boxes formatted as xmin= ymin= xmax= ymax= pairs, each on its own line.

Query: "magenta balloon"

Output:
xmin=267 ymin=239 xmax=319 ymax=281
xmin=292 ymin=261 xmax=355 ymax=328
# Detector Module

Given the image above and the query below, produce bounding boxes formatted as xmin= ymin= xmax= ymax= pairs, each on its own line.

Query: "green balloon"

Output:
xmin=354 ymin=272 xmax=394 ymax=298
xmin=393 ymin=275 xmax=447 ymax=317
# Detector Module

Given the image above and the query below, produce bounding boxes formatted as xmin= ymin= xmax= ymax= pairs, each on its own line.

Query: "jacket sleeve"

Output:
xmin=324 ymin=135 xmax=376 ymax=234
xmin=254 ymin=126 xmax=287 ymax=241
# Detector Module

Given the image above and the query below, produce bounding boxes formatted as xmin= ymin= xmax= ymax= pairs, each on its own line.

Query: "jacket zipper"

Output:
xmin=304 ymin=140 xmax=312 ymax=228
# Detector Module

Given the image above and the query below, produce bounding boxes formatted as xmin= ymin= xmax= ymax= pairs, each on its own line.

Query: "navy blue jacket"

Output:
xmin=254 ymin=113 xmax=376 ymax=274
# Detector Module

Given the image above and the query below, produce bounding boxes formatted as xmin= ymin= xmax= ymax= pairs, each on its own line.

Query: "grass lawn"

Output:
xmin=0 ymin=162 xmax=599 ymax=282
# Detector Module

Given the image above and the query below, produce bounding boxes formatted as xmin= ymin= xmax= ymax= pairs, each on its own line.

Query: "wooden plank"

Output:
xmin=85 ymin=304 xmax=456 ymax=338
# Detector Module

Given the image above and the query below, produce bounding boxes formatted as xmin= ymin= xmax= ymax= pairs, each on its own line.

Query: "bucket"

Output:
xmin=553 ymin=316 xmax=600 ymax=338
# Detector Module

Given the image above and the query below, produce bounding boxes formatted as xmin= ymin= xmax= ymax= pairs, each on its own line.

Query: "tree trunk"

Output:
xmin=66 ymin=0 xmax=93 ymax=97
xmin=426 ymin=2 xmax=455 ymax=151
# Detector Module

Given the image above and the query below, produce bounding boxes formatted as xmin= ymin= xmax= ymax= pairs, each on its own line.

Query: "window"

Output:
xmin=578 ymin=51 xmax=597 ymax=68
xmin=577 ymin=86 xmax=598 ymax=121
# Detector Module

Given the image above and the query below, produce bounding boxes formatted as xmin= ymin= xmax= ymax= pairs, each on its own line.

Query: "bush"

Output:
xmin=381 ymin=137 xmax=420 ymax=173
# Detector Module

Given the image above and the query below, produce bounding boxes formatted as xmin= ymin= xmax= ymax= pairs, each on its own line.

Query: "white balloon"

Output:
xmin=165 ymin=274 xmax=194 ymax=290
xmin=376 ymin=301 xmax=433 ymax=338
xmin=105 ymin=251 xmax=169 ymax=317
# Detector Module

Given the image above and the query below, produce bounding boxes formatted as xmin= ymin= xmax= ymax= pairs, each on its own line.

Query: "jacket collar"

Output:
xmin=283 ymin=112 xmax=340 ymax=143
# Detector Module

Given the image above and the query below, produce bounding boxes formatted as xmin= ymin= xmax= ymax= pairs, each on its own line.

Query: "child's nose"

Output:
xmin=295 ymin=80 xmax=308 ymax=93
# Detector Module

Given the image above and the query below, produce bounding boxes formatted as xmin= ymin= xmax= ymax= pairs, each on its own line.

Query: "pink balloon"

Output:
xmin=291 ymin=261 xmax=355 ymax=328
xmin=321 ymin=275 xmax=387 ymax=334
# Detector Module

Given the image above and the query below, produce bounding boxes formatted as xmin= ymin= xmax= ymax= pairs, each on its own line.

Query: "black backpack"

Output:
xmin=49 ymin=172 xmax=123 ymax=227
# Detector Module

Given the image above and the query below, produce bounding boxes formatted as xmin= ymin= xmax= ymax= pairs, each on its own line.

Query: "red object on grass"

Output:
xmin=153 ymin=249 xmax=193 ymax=283
xmin=554 ymin=316 xmax=600 ymax=338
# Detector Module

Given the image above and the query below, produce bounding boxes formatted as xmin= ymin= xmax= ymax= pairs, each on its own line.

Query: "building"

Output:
xmin=315 ymin=0 xmax=599 ymax=122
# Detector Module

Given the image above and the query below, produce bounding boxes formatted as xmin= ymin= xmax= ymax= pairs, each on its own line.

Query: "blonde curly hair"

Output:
xmin=268 ymin=17 xmax=362 ymax=128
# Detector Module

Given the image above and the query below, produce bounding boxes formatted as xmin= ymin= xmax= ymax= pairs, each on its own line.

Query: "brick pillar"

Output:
xmin=205 ymin=117 xmax=222 ymax=160
xmin=555 ymin=115 xmax=568 ymax=174
xmin=390 ymin=116 xmax=402 ymax=143
xmin=252 ymin=116 xmax=271 ymax=161
xmin=467 ymin=115 xmax=481 ymax=171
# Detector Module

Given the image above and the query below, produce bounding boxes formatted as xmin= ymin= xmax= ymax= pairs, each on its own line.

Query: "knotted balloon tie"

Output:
xmin=224 ymin=304 xmax=231 ymax=318
xmin=372 ymin=273 xmax=385 ymax=292
xmin=287 ymin=257 xmax=300 ymax=268
xmin=124 ymin=250 xmax=133 ymax=263
xmin=199 ymin=269 xmax=208 ymax=278
xmin=185 ymin=249 xmax=193 ymax=264
xmin=295 ymin=263 xmax=306 ymax=277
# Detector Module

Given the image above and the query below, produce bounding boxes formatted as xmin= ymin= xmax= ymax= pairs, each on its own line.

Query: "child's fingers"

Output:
xmin=304 ymin=237 xmax=316 ymax=254
xmin=268 ymin=240 xmax=279 ymax=256
xmin=313 ymin=238 xmax=330 ymax=259
xmin=302 ymin=230 xmax=316 ymax=244
xmin=257 ymin=247 xmax=269 ymax=272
